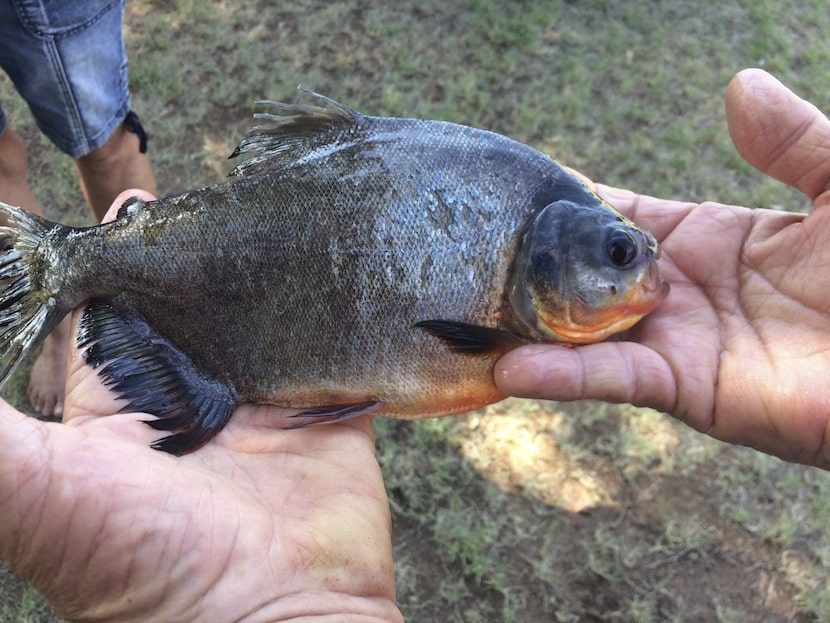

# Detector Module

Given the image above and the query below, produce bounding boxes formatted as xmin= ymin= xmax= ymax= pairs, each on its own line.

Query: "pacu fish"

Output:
xmin=0 ymin=92 xmax=668 ymax=455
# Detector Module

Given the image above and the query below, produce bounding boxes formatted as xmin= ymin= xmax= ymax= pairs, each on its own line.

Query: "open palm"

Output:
xmin=497 ymin=68 xmax=830 ymax=467
xmin=0 ymin=280 xmax=401 ymax=622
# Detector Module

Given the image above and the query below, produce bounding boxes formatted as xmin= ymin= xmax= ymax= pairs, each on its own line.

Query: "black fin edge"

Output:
xmin=415 ymin=319 xmax=533 ymax=355
xmin=79 ymin=299 xmax=238 ymax=455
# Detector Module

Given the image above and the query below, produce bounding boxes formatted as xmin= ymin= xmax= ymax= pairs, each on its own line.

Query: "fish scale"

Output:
xmin=0 ymin=91 xmax=667 ymax=454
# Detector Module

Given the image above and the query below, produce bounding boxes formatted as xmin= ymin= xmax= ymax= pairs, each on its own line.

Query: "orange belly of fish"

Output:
xmin=266 ymin=377 xmax=506 ymax=421
xmin=381 ymin=378 xmax=507 ymax=420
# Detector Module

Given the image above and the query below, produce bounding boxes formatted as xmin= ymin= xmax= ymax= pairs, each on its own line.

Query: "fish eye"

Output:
xmin=605 ymin=230 xmax=638 ymax=267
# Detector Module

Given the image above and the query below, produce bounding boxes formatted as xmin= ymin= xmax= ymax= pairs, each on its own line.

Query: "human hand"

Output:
xmin=496 ymin=68 xmax=830 ymax=468
xmin=0 ymin=191 xmax=402 ymax=622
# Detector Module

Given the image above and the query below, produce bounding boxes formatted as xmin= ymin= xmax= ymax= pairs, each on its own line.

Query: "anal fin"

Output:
xmin=78 ymin=299 xmax=238 ymax=455
xmin=288 ymin=401 xmax=384 ymax=429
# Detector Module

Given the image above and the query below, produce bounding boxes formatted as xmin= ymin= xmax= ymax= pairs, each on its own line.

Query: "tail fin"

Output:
xmin=0 ymin=203 xmax=68 ymax=386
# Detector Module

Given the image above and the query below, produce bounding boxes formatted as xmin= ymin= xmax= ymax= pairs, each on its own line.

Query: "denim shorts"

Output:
xmin=0 ymin=0 xmax=130 ymax=158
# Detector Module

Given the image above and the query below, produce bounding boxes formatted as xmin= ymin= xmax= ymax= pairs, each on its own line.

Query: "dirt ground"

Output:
xmin=2 ymin=2 xmax=830 ymax=622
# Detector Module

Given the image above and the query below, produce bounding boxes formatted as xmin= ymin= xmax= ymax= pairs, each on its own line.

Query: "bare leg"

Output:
xmin=27 ymin=319 xmax=71 ymax=417
xmin=75 ymin=122 xmax=157 ymax=221
xmin=0 ymin=127 xmax=43 ymax=217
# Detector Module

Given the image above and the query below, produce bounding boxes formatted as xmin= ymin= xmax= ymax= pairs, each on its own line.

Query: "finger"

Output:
xmin=563 ymin=164 xmax=597 ymax=190
xmin=494 ymin=342 xmax=677 ymax=414
xmin=101 ymin=188 xmax=157 ymax=223
xmin=726 ymin=68 xmax=830 ymax=200
xmin=594 ymin=184 xmax=698 ymax=243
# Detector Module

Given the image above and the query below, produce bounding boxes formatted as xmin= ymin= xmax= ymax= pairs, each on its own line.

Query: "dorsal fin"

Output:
xmin=229 ymin=88 xmax=360 ymax=177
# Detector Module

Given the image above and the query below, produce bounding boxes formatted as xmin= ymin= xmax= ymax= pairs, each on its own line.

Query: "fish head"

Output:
xmin=508 ymin=198 xmax=669 ymax=344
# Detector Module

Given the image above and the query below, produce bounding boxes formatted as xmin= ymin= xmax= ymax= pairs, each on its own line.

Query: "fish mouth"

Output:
xmin=640 ymin=261 xmax=670 ymax=297
xmin=535 ymin=266 xmax=669 ymax=344
xmin=608 ymin=275 xmax=669 ymax=323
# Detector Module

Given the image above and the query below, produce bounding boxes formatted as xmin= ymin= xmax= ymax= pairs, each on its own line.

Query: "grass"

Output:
xmin=0 ymin=587 xmax=52 ymax=623
xmin=2 ymin=0 xmax=830 ymax=621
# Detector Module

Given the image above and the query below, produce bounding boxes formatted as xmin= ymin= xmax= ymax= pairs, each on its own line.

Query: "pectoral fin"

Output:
xmin=415 ymin=319 xmax=533 ymax=355
xmin=78 ymin=299 xmax=238 ymax=455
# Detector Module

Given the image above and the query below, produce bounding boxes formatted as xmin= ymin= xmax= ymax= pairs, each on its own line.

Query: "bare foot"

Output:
xmin=27 ymin=317 xmax=70 ymax=418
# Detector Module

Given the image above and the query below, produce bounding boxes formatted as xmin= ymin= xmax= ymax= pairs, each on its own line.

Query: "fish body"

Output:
xmin=0 ymin=93 xmax=668 ymax=454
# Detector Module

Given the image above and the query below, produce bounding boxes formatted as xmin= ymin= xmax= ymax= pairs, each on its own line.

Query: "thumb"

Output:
xmin=725 ymin=68 xmax=830 ymax=200
xmin=102 ymin=189 xmax=157 ymax=223
xmin=494 ymin=342 xmax=677 ymax=414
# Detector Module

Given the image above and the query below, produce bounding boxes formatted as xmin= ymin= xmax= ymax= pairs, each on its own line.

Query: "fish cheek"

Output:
xmin=508 ymin=241 xmax=573 ymax=342
xmin=507 ymin=200 xmax=573 ymax=341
